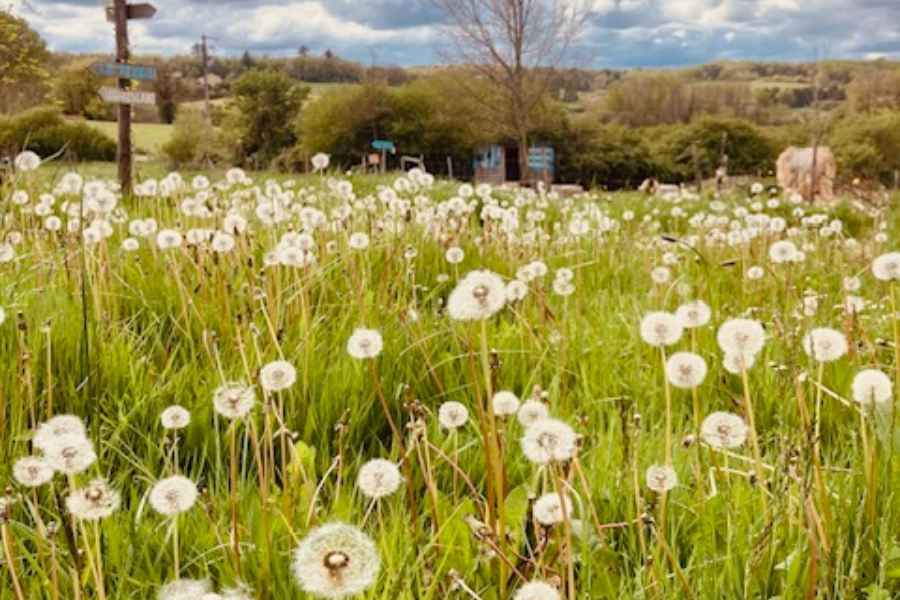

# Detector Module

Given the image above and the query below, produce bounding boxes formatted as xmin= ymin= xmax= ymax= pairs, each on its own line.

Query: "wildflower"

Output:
xmin=645 ymin=465 xmax=678 ymax=493
xmin=518 ymin=399 xmax=549 ymax=427
xmin=675 ymin=300 xmax=711 ymax=328
xmin=533 ymin=493 xmax=571 ymax=526
xmin=44 ymin=435 xmax=96 ymax=475
xmin=259 ymin=360 xmax=297 ymax=392
xmin=357 ymin=459 xmax=402 ymax=499
xmin=348 ymin=232 xmax=369 ymax=250
xmin=746 ymin=266 xmax=765 ymax=280
xmin=802 ymin=328 xmax=848 ymax=362
xmin=33 ymin=414 xmax=87 ymax=452
xmin=717 ymin=318 xmax=765 ymax=359
xmin=122 ymin=238 xmax=139 ymax=252
xmin=156 ymin=229 xmax=184 ymax=250
xmin=768 ymin=240 xmax=799 ymax=264
xmin=213 ymin=383 xmax=256 ymax=420
xmin=445 ymin=247 xmax=465 ymax=264
xmin=722 ymin=351 xmax=756 ymax=374
xmin=225 ymin=168 xmax=247 ymax=185
xmin=639 ymin=312 xmax=683 ymax=347
xmin=438 ymin=401 xmax=469 ymax=430
xmin=13 ymin=456 xmax=54 ymax=488
xmin=700 ymin=412 xmax=748 ymax=449
xmin=843 ymin=276 xmax=862 ymax=292
xmin=665 ymin=352 xmax=708 ymax=389
xmin=872 ymin=252 xmax=900 ymax=281
xmin=158 ymin=578 xmax=212 ymax=600
xmin=651 ymin=266 xmax=671 ymax=284
xmin=347 ymin=329 xmax=384 ymax=359
xmin=512 ymin=581 xmax=560 ymax=600
xmin=551 ymin=278 xmax=575 ymax=296
xmin=492 ymin=391 xmax=521 ymax=417
xmin=67 ymin=479 xmax=121 ymax=520
xmin=14 ymin=151 xmax=41 ymax=172
xmin=161 ymin=405 xmax=191 ymax=430
xmin=311 ymin=153 xmax=330 ymax=171
xmin=851 ymin=369 xmax=893 ymax=407
xmin=503 ymin=279 xmax=527 ymax=303
xmin=149 ymin=475 xmax=199 ymax=517
xmin=211 ymin=232 xmax=235 ymax=253
xmin=292 ymin=523 xmax=380 ymax=599
xmin=447 ymin=270 xmax=507 ymax=321
xmin=521 ymin=419 xmax=577 ymax=465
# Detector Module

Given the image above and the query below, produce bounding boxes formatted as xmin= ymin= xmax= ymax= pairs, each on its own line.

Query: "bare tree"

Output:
xmin=434 ymin=0 xmax=590 ymax=183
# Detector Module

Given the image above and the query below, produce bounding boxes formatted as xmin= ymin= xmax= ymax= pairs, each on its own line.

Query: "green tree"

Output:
xmin=553 ymin=119 xmax=655 ymax=188
xmin=53 ymin=58 xmax=109 ymax=120
xmin=0 ymin=9 xmax=50 ymax=113
xmin=231 ymin=69 xmax=308 ymax=166
xmin=830 ymin=111 xmax=900 ymax=184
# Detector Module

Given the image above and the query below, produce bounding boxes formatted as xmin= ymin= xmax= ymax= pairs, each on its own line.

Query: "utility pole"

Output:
xmin=113 ymin=0 xmax=132 ymax=193
xmin=194 ymin=34 xmax=214 ymax=166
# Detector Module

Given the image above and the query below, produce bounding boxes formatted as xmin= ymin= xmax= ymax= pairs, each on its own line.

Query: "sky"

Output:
xmin=12 ymin=0 xmax=900 ymax=69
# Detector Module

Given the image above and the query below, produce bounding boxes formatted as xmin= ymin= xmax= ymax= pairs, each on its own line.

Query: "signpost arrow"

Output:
xmin=89 ymin=61 xmax=157 ymax=81
xmin=98 ymin=86 xmax=156 ymax=106
xmin=106 ymin=2 xmax=157 ymax=22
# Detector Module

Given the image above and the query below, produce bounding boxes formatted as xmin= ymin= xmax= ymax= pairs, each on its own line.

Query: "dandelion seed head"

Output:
xmin=664 ymin=352 xmax=708 ymax=389
xmin=722 ymin=351 xmax=756 ymax=374
xmin=445 ymin=247 xmax=465 ymax=264
xmin=438 ymin=401 xmax=469 ymax=430
xmin=533 ymin=492 xmax=572 ymax=526
xmin=700 ymin=412 xmax=748 ymax=449
xmin=851 ymin=369 xmax=893 ymax=406
xmin=492 ymin=391 xmax=521 ymax=417
xmin=292 ymin=523 xmax=380 ymax=599
xmin=645 ymin=465 xmax=678 ymax=493
xmin=259 ymin=360 xmax=297 ymax=392
xmin=66 ymin=479 xmax=121 ymax=520
xmin=517 ymin=399 xmax=549 ymax=427
xmin=717 ymin=318 xmax=765 ymax=359
xmin=33 ymin=415 xmax=87 ymax=452
xmin=512 ymin=581 xmax=560 ymax=600
xmin=161 ymin=405 xmax=191 ymax=430
xmin=149 ymin=475 xmax=199 ymax=517
xmin=650 ymin=266 xmax=671 ymax=284
xmin=639 ymin=311 xmax=683 ymax=347
xmin=43 ymin=434 xmax=96 ymax=475
xmin=872 ymin=252 xmax=900 ymax=281
xmin=357 ymin=459 xmax=402 ymax=499
xmin=447 ymin=270 xmax=507 ymax=321
xmin=14 ymin=151 xmax=41 ymax=172
xmin=213 ymin=383 xmax=256 ymax=420
xmin=675 ymin=300 xmax=711 ymax=328
xmin=802 ymin=328 xmax=848 ymax=363
xmin=348 ymin=232 xmax=369 ymax=250
xmin=13 ymin=456 xmax=54 ymax=488
xmin=158 ymin=578 xmax=212 ymax=600
xmin=347 ymin=329 xmax=384 ymax=360
xmin=521 ymin=418 xmax=577 ymax=465
xmin=506 ymin=280 xmax=529 ymax=302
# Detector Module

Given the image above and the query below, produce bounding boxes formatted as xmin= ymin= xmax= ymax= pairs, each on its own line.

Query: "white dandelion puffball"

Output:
xmin=700 ymin=412 xmax=748 ymax=449
xmin=33 ymin=414 xmax=87 ymax=452
xmin=156 ymin=229 xmax=184 ymax=250
xmin=213 ymin=383 xmax=256 ymax=420
xmin=651 ymin=266 xmax=671 ymax=284
xmin=802 ymin=328 xmax=848 ymax=363
xmin=447 ymin=269 xmax=507 ymax=321
xmin=639 ymin=311 xmax=684 ymax=347
xmin=160 ymin=405 xmax=191 ymax=430
xmin=512 ymin=581 xmax=561 ymax=600
xmin=746 ymin=266 xmax=765 ymax=280
xmin=872 ymin=252 xmax=900 ymax=281
xmin=66 ymin=479 xmax=121 ymax=521
xmin=506 ymin=280 xmax=529 ymax=302
xmin=259 ymin=360 xmax=297 ymax=392
xmin=646 ymin=465 xmax=678 ymax=493
xmin=311 ymin=152 xmax=331 ymax=171
xmin=533 ymin=492 xmax=572 ymax=526
xmin=44 ymin=434 xmax=97 ymax=475
xmin=517 ymin=399 xmax=550 ymax=427
xmin=675 ymin=300 xmax=711 ymax=329
xmin=158 ymin=579 xmax=212 ymax=600
xmin=357 ymin=459 xmax=402 ymax=499
xmin=492 ymin=391 xmax=521 ymax=417
xmin=13 ymin=456 xmax=54 ymax=488
xmin=438 ymin=401 xmax=469 ymax=430
xmin=347 ymin=328 xmax=384 ymax=360
xmin=348 ymin=232 xmax=369 ymax=250
xmin=717 ymin=318 xmax=765 ymax=359
xmin=768 ymin=240 xmax=798 ymax=264
xmin=665 ymin=352 xmax=708 ymax=389
xmin=149 ymin=475 xmax=199 ymax=517
xmin=851 ymin=369 xmax=893 ymax=407
xmin=292 ymin=523 xmax=380 ymax=600
xmin=521 ymin=418 xmax=577 ymax=465
xmin=14 ymin=150 xmax=41 ymax=172
xmin=445 ymin=247 xmax=465 ymax=264
xmin=722 ymin=351 xmax=756 ymax=374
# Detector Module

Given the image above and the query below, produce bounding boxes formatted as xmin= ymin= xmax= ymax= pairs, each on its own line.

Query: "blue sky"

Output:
xmin=13 ymin=0 xmax=900 ymax=68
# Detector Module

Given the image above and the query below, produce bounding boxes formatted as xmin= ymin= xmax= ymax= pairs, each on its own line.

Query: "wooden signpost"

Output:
xmin=99 ymin=0 xmax=157 ymax=193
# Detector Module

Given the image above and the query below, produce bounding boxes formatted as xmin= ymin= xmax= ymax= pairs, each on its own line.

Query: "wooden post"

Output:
xmin=447 ymin=156 xmax=453 ymax=179
xmin=113 ymin=0 xmax=133 ymax=193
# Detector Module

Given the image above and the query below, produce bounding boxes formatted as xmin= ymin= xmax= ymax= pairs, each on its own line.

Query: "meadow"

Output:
xmin=1 ymin=153 xmax=900 ymax=600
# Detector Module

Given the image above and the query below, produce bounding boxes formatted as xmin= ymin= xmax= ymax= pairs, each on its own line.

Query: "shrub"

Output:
xmin=0 ymin=106 xmax=116 ymax=161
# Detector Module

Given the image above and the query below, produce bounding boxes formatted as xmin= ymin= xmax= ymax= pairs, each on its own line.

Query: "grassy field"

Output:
xmin=86 ymin=121 xmax=174 ymax=155
xmin=1 ymin=164 xmax=900 ymax=600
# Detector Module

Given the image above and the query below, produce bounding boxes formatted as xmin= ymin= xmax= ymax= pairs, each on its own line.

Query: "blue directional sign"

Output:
xmin=90 ymin=61 xmax=157 ymax=81
xmin=371 ymin=140 xmax=396 ymax=152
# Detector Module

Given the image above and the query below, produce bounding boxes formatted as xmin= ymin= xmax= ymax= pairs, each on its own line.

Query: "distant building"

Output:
xmin=474 ymin=144 xmax=554 ymax=186
xmin=197 ymin=73 xmax=223 ymax=87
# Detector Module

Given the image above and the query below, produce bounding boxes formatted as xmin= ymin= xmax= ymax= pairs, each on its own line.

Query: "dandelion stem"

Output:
xmin=1 ymin=513 xmax=26 ymax=600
